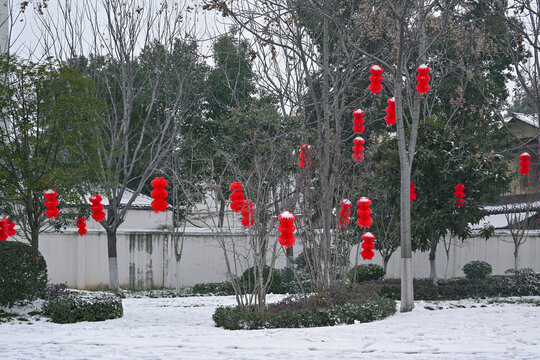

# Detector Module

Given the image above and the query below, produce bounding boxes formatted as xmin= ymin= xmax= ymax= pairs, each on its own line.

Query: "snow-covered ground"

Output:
xmin=1 ymin=295 xmax=540 ymax=360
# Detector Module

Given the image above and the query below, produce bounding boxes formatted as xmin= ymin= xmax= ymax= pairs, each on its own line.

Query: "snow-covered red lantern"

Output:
xmin=352 ymin=136 xmax=365 ymax=163
xmin=229 ymin=182 xmax=245 ymax=213
xmin=0 ymin=218 xmax=8 ymax=241
xmin=519 ymin=152 xmax=531 ymax=175
xmin=416 ymin=64 xmax=431 ymax=95
xmin=299 ymin=143 xmax=313 ymax=168
xmin=241 ymin=200 xmax=255 ymax=228
xmin=410 ymin=181 xmax=417 ymax=202
xmin=43 ymin=189 xmax=59 ymax=219
xmin=151 ymin=177 xmax=168 ymax=213
xmin=361 ymin=232 xmax=375 ymax=260
xmin=384 ymin=97 xmax=396 ymax=126
xmin=352 ymin=109 xmax=365 ymax=134
xmin=454 ymin=184 xmax=465 ymax=208
xmin=89 ymin=194 xmax=106 ymax=222
xmin=368 ymin=65 xmax=383 ymax=94
xmin=339 ymin=198 xmax=352 ymax=229
xmin=77 ymin=217 xmax=87 ymax=236
xmin=277 ymin=211 xmax=296 ymax=248
xmin=356 ymin=197 xmax=373 ymax=228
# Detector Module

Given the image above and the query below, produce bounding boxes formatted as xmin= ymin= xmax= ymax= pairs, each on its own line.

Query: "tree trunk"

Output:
xmin=107 ymin=230 xmax=120 ymax=290
xmin=286 ymin=246 xmax=294 ymax=269
xmin=218 ymin=199 xmax=226 ymax=228
xmin=514 ymin=245 xmax=520 ymax=271
xmin=429 ymin=236 xmax=438 ymax=285
xmin=383 ymin=254 xmax=391 ymax=275
xmin=30 ymin=226 xmax=40 ymax=250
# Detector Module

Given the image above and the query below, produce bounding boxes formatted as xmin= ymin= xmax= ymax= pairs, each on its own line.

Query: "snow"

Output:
xmin=503 ymin=113 xmax=539 ymax=129
xmin=370 ymin=64 xmax=382 ymax=71
xmin=43 ymin=189 xmax=56 ymax=194
xmin=280 ymin=211 xmax=294 ymax=219
xmin=353 ymin=109 xmax=364 ymax=114
xmin=358 ymin=197 xmax=371 ymax=202
xmin=354 ymin=136 xmax=365 ymax=141
xmin=363 ymin=232 xmax=375 ymax=239
xmin=389 ymin=97 xmax=395 ymax=102
xmin=418 ymin=64 xmax=429 ymax=69
xmin=470 ymin=213 xmax=524 ymax=230
xmin=341 ymin=199 xmax=352 ymax=205
xmin=2 ymin=295 xmax=540 ymax=359
xmin=521 ymin=152 xmax=531 ymax=157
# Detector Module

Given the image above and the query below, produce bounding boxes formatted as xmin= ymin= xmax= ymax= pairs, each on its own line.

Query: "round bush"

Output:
xmin=0 ymin=241 xmax=48 ymax=307
xmin=241 ymin=265 xmax=288 ymax=294
xmin=348 ymin=264 xmax=385 ymax=283
xmin=462 ymin=260 xmax=492 ymax=279
xmin=43 ymin=291 xmax=123 ymax=324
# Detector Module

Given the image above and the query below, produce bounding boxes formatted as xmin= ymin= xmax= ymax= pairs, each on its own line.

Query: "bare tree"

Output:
xmin=34 ymin=1 xmax=203 ymax=289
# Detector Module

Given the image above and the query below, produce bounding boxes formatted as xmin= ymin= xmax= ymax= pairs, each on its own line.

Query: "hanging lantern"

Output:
xmin=384 ymin=97 xmax=396 ymax=126
xmin=352 ymin=136 xmax=365 ymax=163
xmin=77 ymin=217 xmax=87 ymax=236
xmin=240 ymin=200 xmax=255 ymax=228
xmin=416 ymin=64 xmax=431 ymax=95
xmin=277 ymin=211 xmax=296 ymax=248
xmin=6 ymin=219 xmax=16 ymax=237
xmin=519 ymin=152 xmax=531 ymax=175
xmin=0 ymin=218 xmax=8 ymax=241
xmin=361 ymin=232 xmax=376 ymax=260
xmin=352 ymin=109 xmax=365 ymax=134
xmin=229 ymin=182 xmax=245 ymax=213
xmin=89 ymin=194 xmax=106 ymax=222
xmin=43 ymin=189 xmax=60 ymax=219
xmin=356 ymin=197 xmax=373 ymax=228
xmin=410 ymin=181 xmax=417 ymax=202
xmin=299 ymin=143 xmax=313 ymax=168
xmin=454 ymin=184 xmax=465 ymax=208
xmin=368 ymin=65 xmax=383 ymax=94
xmin=151 ymin=177 xmax=169 ymax=213
xmin=339 ymin=198 xmax=352 ymax=229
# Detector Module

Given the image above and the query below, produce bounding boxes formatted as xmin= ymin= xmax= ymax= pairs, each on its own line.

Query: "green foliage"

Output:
xmin=213 ymin=295 xmax=396 ymax=330
xmin=463 ymin=260 xmax=493 ymax=279
xmin=0 ymin=241 xmax=47 ymax=307
xmin=41 ymin=283 xmax=68 ymax=300
xmin=240 ymin=265 xmax=289 ymax=294
xmin=0 ymin=55 xmax=104 ymax=248
xmin=375 ymin=272 xmax=540 ymax=300
xmin=348 ymin=264 xmax=385 ymax=283
xmin=191 ymin=282 xmax=235 ymax=296
xmin=43 ymin=291 xmax=123 ymax=324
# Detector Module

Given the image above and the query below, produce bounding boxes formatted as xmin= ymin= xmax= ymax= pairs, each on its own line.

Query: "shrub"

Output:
xmin=240 ymin=266 xmax=300 ymax=294
xmin=43 ymin=291 xmax=123 ymax=324
xmin=191 ymin=282 xmax=235 ymax=296
xmin=0 ymin=241 xmax=48 ymax=307
xmin=348 ymin=264 xmax=385 ymax=283
xmin=213 ymin=295 xmax=396 ymax=330
xmin=374 ymin=273 xmax=540 ymax=300
xmin=463 ymin=260 xmax=492 ymax=279
xmin=41 ymin=283 xmax=68 ymax=300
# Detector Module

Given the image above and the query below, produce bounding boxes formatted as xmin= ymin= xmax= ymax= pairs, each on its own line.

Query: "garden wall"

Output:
xmin=15 ymin=229 xmax=540 ymax=290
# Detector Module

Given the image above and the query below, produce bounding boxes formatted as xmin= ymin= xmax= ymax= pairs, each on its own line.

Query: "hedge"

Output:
xmin=0 ymin=241 xmax=48 ymax=307
xmin=43 ymin=291 xmax=123 ymax=324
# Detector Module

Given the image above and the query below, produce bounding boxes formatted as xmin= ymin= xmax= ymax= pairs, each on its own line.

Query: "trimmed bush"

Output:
xmin=41 ymin=283 xmax=68 ymax=300
xmin=43 ymin=291 xmax=123 ymax=324
xmin=213 ymin=295 xmax=396 ymax=330
xmin=348 ymin=264 xmax=385 ymax=283
xmin=374 ymin=272 xmax=540 ymax=300
xmin=0 ymin=241 xmax=48 ymax=307
xmin=192 ymin=282 xmax=235 ymax=296
xmin=463 ymin=260 xmax=492 ymax=279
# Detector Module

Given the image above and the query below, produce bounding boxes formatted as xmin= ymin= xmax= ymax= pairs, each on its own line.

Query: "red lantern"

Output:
xmin=0 ymin=218 xmax=8 ymax=241
xmin=6 ymin=219 xmax=16 ymax=237
xmin=89 ymin=194 xmax=106 ymax=222
xmin=416 ymin=64 xmax=431 ymax=95
xmin=356 ymin=197 xmax=373 ymax=228
xmin=299 ymin=143 xmax=313 ymax=168
xmin=229 ymin=182 xmax=245 ymax=213
xmin=352 ymin=109 xmax=365 ymax=134
xmin=339 ymin=198 xmax=352 ymax=229
xmin=240 ymin=200 xmax=255 ymax=228
xmin=410 ymin=181 xmax=417 ymax=202
xmin=43 ymin=189 xmax=60 ymax=219
xmin=76 ymin=217 xmax=87 ymax=236
xmin=384 ymin=97 xmax=396 ymax=126
xmin=277 ymin=211 xmax=296 ymax=248
xmin=454 ymin=184 xmax=465 ymax=208
xmin=151 ymin=177 xmax=168 ymax=213
xmin=368 ymin=64 xmax=383 ymax=94
xmin=519 ymin=152 xmax=531 ymax=175
xmin=361 ymin=232 xmax=375 ymax=260
xmin=352 ymin=136 xmax=365 ymax=163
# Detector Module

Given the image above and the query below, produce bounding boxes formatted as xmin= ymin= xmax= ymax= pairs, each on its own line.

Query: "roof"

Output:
xmin=85 ymin=189 xmax=156 ymax=209
xmin=484 ymin=193 xmax=540 ymax=214
xmin=471 ymin=212 xmax=529 ymax=230
xmin=503 ymin=112 xmax=539 ymax=129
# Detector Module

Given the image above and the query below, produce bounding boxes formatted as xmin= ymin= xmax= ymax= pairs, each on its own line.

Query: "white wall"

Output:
xmin=17 ymin=227 xmax=540 ymax=290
